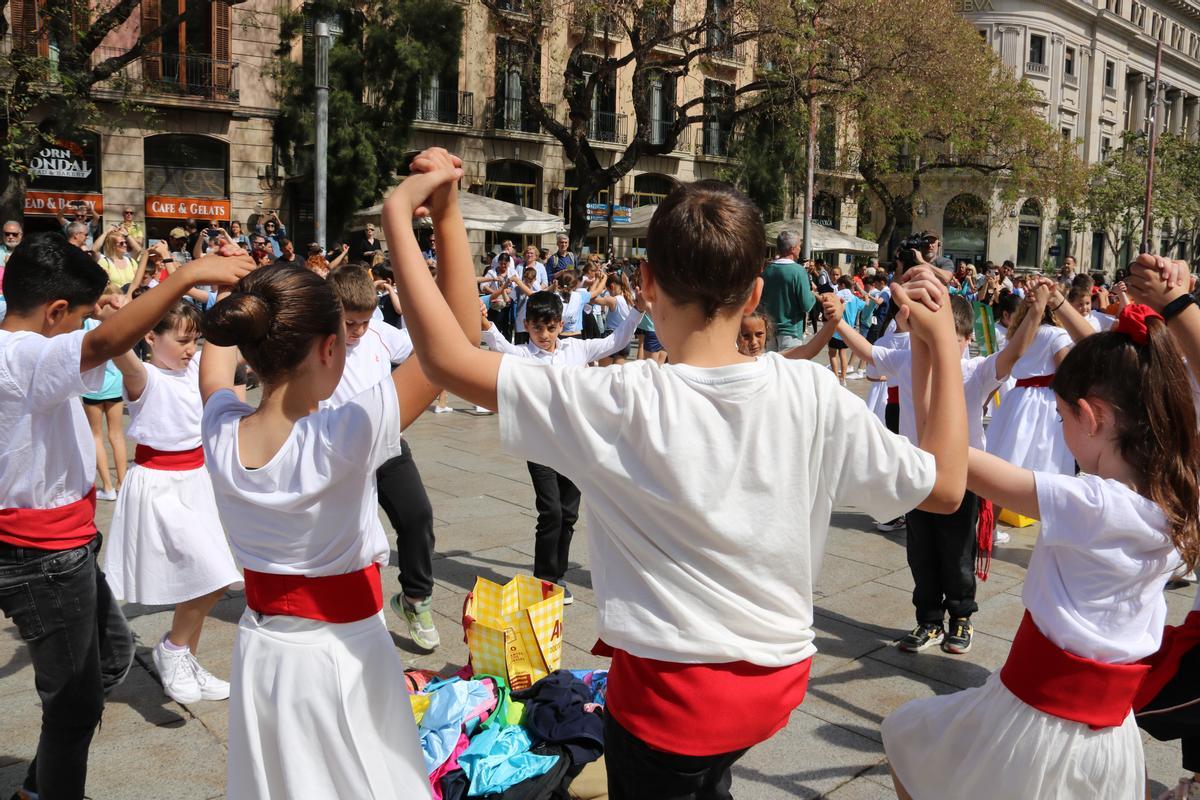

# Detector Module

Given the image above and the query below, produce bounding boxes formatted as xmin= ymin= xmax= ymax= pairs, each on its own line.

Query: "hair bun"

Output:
xmin=203 ymin=292 xmax=271 ymax=347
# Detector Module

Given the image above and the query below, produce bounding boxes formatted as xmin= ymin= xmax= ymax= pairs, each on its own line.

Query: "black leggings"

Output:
xmin=604 ymin=713 xmax=750 ymax=800
xmin=375 ymin=440 xmax=435 ymax=599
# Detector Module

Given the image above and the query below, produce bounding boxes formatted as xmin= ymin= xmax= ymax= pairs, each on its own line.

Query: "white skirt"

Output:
xmin=105 ymin=464 xmax=243 ymax=605
xmin=227 ymin=608 xmax=431 ymax=800
xmin=882 ymin=671 xmax=1144 ymax=800
xmin=984 ymin=385 xmax=1075 ymax=474
xmin=866 ymin=381 xmax=888 ymax=422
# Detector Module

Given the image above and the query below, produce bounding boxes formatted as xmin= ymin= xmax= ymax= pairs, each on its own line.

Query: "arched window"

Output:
xmin=942 ymin=193 xmax=989 ymax=264
xmin=144 ymin=134 xmax=229 ymax=198
xmin=486 ymin=160 xmax=542 ymax=210
xmin=632 ymin=173 xmax=676 ymax=207
xmin=1017 ymin=198 xmax=1043 ymax=268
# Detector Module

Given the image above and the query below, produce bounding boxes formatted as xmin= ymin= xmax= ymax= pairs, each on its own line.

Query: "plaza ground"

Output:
xmin=0 ymin=380 xmax=1191 ymax=799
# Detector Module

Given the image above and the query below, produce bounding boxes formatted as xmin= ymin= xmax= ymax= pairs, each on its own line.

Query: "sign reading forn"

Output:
xmin=145 ymin=195 xmax=231 ymax=220
xmin=29 ymin=132 xmax=102 ymax=192
xmin=954 ymin=0 xmax=995 ymax=10
xmin=24 ymin=191 xmax=104 ymax=217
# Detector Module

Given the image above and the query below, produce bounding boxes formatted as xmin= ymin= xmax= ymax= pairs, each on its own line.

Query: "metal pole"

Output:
xmin=606 ymin=179 xmax=615 ymax=260
xmin=315 ymin=20 xmax=330 ymax=250
xmin=1141 ymin=38 xmax=1163 ymax=254
xmin=802 ymin=93 xmax=816 ymax=261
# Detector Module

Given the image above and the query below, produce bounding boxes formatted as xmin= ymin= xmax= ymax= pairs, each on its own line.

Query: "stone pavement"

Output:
xmin=0 ymin=381 xmax=1192 ymax=799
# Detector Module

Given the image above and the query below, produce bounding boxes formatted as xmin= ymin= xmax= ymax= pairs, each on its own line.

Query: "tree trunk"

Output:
xmin=568 ymin=184 xmax=595 ymax=253
xmin=0 ymin=163 xmax=27 ymax=226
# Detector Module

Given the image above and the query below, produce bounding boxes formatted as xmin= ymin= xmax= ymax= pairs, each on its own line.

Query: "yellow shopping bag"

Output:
xmin=463 ymin=575 xmax=564 ymax=692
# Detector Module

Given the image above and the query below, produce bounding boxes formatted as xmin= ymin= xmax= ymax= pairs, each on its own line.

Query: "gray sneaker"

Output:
xmin=392 ymin=594 xmax=440 ymax=652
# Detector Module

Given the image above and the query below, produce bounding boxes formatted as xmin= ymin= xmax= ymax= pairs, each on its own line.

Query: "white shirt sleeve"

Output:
xmin=322 ymin=378 xmax=404 ymax=470
xmin=373 ymin=321 xmax=413 ymax=364
xmin=581 ymin=311 xmax=644 ymax=362
xmin=819 ymin=371 xmax=936 ymax=522
xmin=481 ymin=325 xmax=526 ymax=356
xmin=497 ymin=357 xmax=629 ymax=473
xmin=871 ymin=346 xmax=912 ymax=380
xmin=963 ymin=353 xmax=1001 ymax=407
xmin=5 ymin=329 xmax=107 ymax=406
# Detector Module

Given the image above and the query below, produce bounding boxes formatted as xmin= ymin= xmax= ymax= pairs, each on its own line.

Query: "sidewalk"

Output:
xmin=0 ymin=383 xmax=1191 ymax=798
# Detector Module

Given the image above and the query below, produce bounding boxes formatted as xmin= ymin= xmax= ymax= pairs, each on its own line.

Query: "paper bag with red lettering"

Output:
xmin=462 ymin=575 xmax=564 ymax=692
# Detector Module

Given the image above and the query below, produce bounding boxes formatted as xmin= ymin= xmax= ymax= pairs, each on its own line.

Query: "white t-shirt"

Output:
xmin=603 ymin=295 xmax=632 ymax=333
xmin=514 ymin=279 xmax=547 ymax=330
xmin=201 ymin=380 xmax=404 ymax=576
xmin=561 ymin=289 xmax=588 ymax=334
xmin=868 ymin=323 xmax=909 ymax=388
xmin=323 ymin=320 xmax=413 ymax=410
xmin=483 ymin=310 xmax=643 ymax=366
xmin=1011 ymin=325 xmax=1072 ymax=380
xmin=870 ymin=348 xmax=1000 ymax=449
xmin=1026 ymin=473 xmax=1179 ymax=663
xmin=1087 ymin=310 xmax=1117 ymax=333
xmin=497 ymin=353 xmax=936 ymax=666
xmin=0 ymin=329 xmax=105 ymax=510
xmin=125 ymin=357 xmax=203 ymax=450
xmin=871 ymin=345 xmax=917 ymax=444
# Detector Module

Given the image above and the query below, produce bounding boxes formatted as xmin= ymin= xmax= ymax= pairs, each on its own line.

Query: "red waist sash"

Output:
xmin=887 ymin=387 xmax=899 ymax=404
xmin=243 ymin=563 xmax=382 ymax=623
xmin=0 ymin=488 xmax=98 ymax=551
xmin=1015 ymin=374 xmax=1054 ymax=389
xmin=1135 ymin=610 xmax=1200 ymax=710
xmin=134 ymin=444 xmax=204 ymax=470
xmin=1000 ymin=611 xmax=1148 ymax=729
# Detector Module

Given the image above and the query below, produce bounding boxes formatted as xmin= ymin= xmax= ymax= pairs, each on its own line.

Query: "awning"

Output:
xmin=356 ymin=191 xmax=565 ymax=236
xmin=764 ymin=219 xmax=879 ymax=254
xmin=587 ymin=204 xmax=657 ymax=238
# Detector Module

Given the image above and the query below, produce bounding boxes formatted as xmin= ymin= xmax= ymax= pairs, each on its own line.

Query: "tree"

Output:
xmin=272 ymin=0 xmax=463 ymax=240
xmin=481 ymin=0 xmax=791 ymax=249
xmin=850 ymin=0 xmax=1086 ymax=255
xmin=0 ymin=0 xmax=242 ymax=222
xmin=1081 ymin=133 xmax=1150 ymax=266
xmin=722 ymin=104 xmax=806 ymax=220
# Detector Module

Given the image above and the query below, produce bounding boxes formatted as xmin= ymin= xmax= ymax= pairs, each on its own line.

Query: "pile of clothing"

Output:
xmin=410 ymin=668 xmax=608 ymax=799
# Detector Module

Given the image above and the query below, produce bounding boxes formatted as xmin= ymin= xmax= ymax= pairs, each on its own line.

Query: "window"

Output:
xmin=1029 ymin=34 xmax=1046 ymax=65
xmin=1062 ymin=127 xmax=1073 ymax=139
xmin=141 ymin=0 xmax=235 ymax=98
xmin=1064 ymin=46 xmax=1076 ymax=76
xmin=579 ymin=56 xmax=618 ymax=142
xmin=705 ymin=0 xmax=733 ymax=57
xmin=632 ymin=174 xmax=676 ymax=207
xmin=485 ymin=160 xmax=541 ymax=210
xmin=493 ymin=39 xmax=542 ymax=133
xmin=647 ymin=70 xmax=677 ymax=146
xmin=1190 ymin=32 xmax=1200 ymax=58
xmin=1105 ymin=59 xmax=1116 ymax=88
xmin=1101 ymin=135 xmax=1113 ymax=158
xmin=817 ymin=106 xmax=837 ymax=170
xmin=1131 ymin=3 xmax=1146 ymax=29
xmin=702 ymin=79 xmax=733 ymax=156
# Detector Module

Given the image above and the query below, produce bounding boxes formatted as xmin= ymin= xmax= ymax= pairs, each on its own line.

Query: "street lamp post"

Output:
xmin=315 ymin=20 xmax=330 ymax=250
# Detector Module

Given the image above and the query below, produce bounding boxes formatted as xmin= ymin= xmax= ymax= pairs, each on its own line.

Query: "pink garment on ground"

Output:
xmin=429 ymin=733 xmax=470 ymax=800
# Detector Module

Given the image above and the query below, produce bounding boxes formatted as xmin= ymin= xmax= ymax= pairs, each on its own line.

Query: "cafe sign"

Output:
xmin=29 ymin=132 xmax=102 ymax=192
xmin=146 ymin=195 xmax=231 ymax=220
xmin=24 ymin=190 xmax=104 ymax=217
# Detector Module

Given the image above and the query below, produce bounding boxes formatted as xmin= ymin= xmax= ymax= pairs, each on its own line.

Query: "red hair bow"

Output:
xmin=1114 ymin=303 xmax=1163 ymax=345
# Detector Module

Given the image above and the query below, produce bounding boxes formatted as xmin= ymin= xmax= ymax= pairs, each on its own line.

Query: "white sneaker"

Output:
xmin=188 ymin=654 xmax=231 ymax=701
xmin=96 ymin=487 xmax=117 ymax=502
xmin=152 ymin=639 xmax=201 ymax=704
xmin=993 ymin=530 xmax=1011 ymax=546
xmin=471 ymin=405 xmax=494 ymax=415
xmin=433 ymin=405 xmax=454 ymax=414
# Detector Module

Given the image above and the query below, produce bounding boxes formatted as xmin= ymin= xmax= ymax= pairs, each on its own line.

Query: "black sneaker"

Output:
xmin=557 ymin=582 xmax=574 ymax=605
xmin=898 ymin=622 xmax=944 ymax=652
xmin=942 ymin=617 xmax=973 ymax=654
xmin=876 ymin=516 xmax=906 ymax=532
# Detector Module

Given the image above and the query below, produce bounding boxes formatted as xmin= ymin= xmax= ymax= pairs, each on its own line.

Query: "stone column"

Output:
xmin=1171 ymin=90 xmax=1186 ymax=135
xmin=1130 ymin=73 xmax=1148 ymax=133
xmin=1187 ymin=97 xmax=1200 ymax=141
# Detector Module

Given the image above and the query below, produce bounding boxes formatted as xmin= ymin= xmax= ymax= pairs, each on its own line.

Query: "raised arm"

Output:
xmin=200 ymin=337 xmax=240 ymax=404
xmin=1129 ymin=254 xmax=1200 ymax=387
xmin=84 ymin=251 xmax=255 ymax=373
xmin=125 ymin=228 xmax=142 ymax=257
xmin=833 ymin=317 xmax=877 ymax=367
xmin=127 ymin=251 xmax=149 ymax=298
xmin=376 ymin=279 xmax=404 ymax=315
xmin=995 ymin=279 xmax=1051 ymax=381
xmin=967 ymin=447 xmax=1039 ymax=519
xmin=383 ymin=149 xmax=484 ymax=427
xmin=582 ymin=308 xmax=643 ymax=362
xmin=1047 ymin=283 xmax=1094 ymax=343
xmin=328 ymin=243 xmax=349 ymax=271
xmin=91 ymin=226 xmax=113 ymax=261
xmin=112 ymin=348 xmax=149 ymax=402
xmin=782 ymin=292 xmax=843 ymax=361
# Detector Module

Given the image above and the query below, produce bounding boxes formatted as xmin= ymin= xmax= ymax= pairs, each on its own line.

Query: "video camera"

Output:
xmin=897 ymin=233 xmax=932 ymax=270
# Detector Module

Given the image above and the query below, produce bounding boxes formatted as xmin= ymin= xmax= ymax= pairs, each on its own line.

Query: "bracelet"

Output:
xmin=1162 ymin=294 xmax=1196 ymax=321
xmin=1050 ymin=299 xmax=1064 ymax=311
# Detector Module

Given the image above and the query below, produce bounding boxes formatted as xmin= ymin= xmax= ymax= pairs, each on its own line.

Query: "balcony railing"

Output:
xmin=588 ymin=111 xmax=627 ymax=143
xmin=1064 ymin=71 xmax=1079 ymax=87
xmin=700 ymin=126 xmax=732 ymax=157
xmin=90 ymin=46 xmax=238 ymax=102
xmin=1025 ymin=61 xmax=1051 ymax=76
xmin=486 ymin=96 xmax=556 ymax=134
xmin=648 ymin=122 xmax=692 ymax=152
xmin=416 ymin=88 xmax=474 ymax=127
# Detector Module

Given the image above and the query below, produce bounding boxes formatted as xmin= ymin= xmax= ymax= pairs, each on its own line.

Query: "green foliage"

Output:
xmin=273 ymin=0 xmax=463 ymax=238
xmin=722 ymin=105 xmax=807 ymax=219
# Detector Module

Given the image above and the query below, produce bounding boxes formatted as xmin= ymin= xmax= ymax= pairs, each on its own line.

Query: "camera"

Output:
xmin=897 ymin=233 xmax=931 ymax=270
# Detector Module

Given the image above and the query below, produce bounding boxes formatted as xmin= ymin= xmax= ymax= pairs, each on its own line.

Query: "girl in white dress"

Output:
xmin=107 ymin=300 xmax=242 ymax=704
xmin=197 ymin=148 xmax=477 ymax=799
xmin=883 ymin=304 xmax=1200 ymax=800
xmin=984 ymin=302 xmax=1074 ymax=474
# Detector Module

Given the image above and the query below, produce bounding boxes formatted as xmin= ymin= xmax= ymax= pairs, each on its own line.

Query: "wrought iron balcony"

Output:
xmin=416 ymin=88 xmax=474 ymax=127
xmin=486 ymin=96 xmax=556 ymax=135
xmin=92 ymin=46 xmax=239 ymax=102
xmin=588 ymin=111 xmax=627 ymax=144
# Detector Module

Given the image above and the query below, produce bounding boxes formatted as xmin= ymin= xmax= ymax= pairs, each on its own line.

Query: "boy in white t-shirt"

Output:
xmin=0 ymin=232 xmax=252 ymax=800
xmin=384 ymin=171 xmax=968 ymax=798
xmin=837 ymin=286 xmax=1051 ymax=656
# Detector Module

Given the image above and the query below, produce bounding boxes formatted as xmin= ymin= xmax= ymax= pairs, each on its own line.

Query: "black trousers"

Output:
xmin=1138 ymin=643 xmax=1200 ymax=773
xmin=905 ymin=491 xmax=980 ymax=625
xmin=605 ymin=713 xmax=750 ymax=800
xmin=376 ymin=439 xmax=436 ymax=600
xmin=884 ymin=401 xmax=900 ymax=435
xmin=527 ymin=462 xmax=580 ymax=583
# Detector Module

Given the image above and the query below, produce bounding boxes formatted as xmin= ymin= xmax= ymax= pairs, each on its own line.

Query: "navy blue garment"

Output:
xmin=511 ymin=670 xmax=604 ymax=765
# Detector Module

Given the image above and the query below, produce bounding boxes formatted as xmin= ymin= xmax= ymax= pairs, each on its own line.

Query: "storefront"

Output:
xmin=23 ymin=131 xmax=104 ymax=234
xmin=143 ymin=133 xmax=230 ymax=240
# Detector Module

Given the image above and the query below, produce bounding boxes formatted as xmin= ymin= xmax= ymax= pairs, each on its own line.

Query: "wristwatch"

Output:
xmin=1162 ymin=293 xmax=1197 ymax=321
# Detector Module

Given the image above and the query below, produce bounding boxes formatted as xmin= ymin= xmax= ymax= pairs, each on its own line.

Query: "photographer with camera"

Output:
xmin=254 ymin=209 xmax=287 ymax=259
xmin=56 ymin=200 xmax=99 ymax=250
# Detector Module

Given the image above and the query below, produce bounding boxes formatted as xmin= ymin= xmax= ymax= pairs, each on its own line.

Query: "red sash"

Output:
xmin=1135 ymin=610 xmax=1200 ymax=710
xmin=0 ymin=488 xmax=98 ymax=551
xmin=593 ymin=639 xmax=811 ymax=756
xmin=1000 ymin=611 xmax=1149 ymax=728
xmin=887 ymin=387 xmax=899 ymax=404
xmin=134 ymin=444 xmax=204 ymax=471
xmin=1015 ymin=374 xmax=1054 ymax=389
xmin=243 ymin=564 xmax=382 ymax=623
